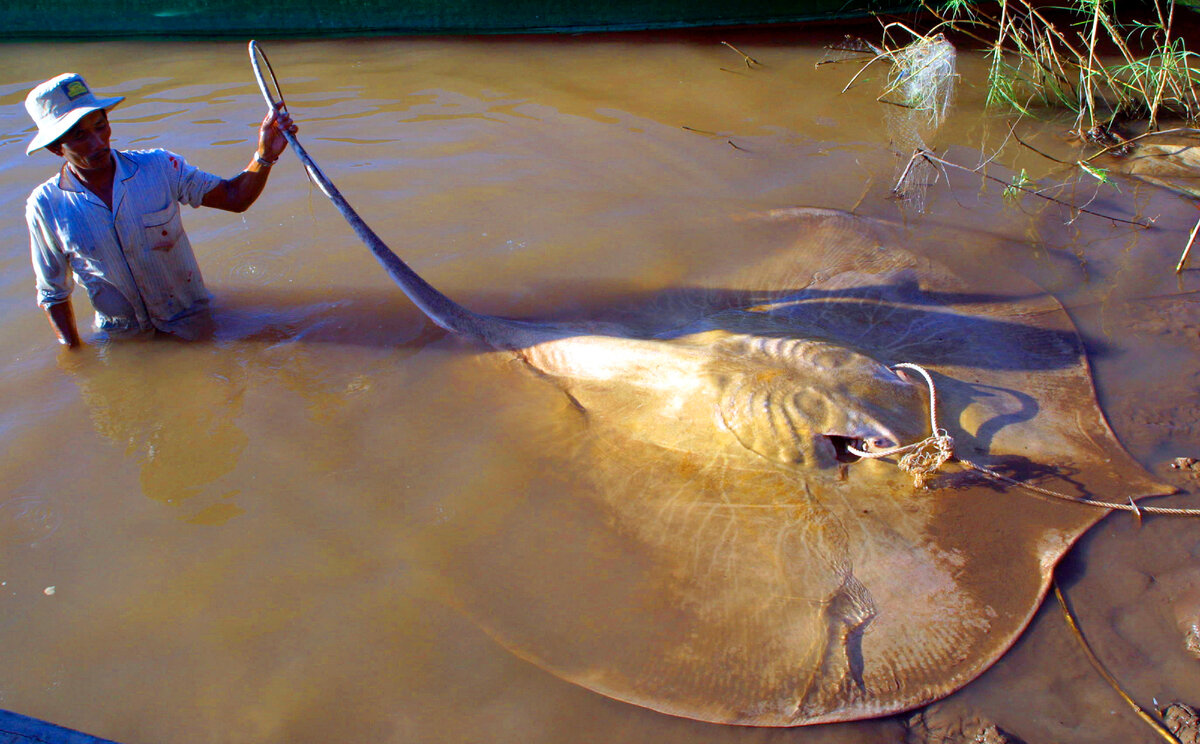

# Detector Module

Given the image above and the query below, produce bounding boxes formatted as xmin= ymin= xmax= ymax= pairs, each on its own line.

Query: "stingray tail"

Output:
xmin=249 ymin=41 xmax=550 ymax=349
xmin=282 ymin=128 xmax=491 ymax=335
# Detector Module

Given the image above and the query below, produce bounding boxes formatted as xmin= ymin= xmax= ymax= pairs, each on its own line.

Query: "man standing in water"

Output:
xmin=24 ymin=72 xmax=297 ymax=347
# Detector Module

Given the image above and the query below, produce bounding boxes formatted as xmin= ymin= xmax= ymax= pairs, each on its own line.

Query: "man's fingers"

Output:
xmin=266 ymin=110 xmax=296 ymax=132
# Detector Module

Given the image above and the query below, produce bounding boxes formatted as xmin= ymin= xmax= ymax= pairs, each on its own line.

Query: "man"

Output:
xmin=24 ymin=72 xmax=297 ymax=347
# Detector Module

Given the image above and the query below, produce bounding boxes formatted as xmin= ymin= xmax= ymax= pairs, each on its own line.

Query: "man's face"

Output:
xmin=47 ymin=109 xmax=112 ymax=173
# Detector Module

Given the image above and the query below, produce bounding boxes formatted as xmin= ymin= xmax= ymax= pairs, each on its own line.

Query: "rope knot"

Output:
xmin=897 ymin=429 xmax=955 ymax=489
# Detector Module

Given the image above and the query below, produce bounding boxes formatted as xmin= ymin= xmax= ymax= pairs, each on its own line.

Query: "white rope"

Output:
xmin=847 ymin=363 xmax=954 ymax=488
xmin=850 ymin=362 xmax=1200 ymax=517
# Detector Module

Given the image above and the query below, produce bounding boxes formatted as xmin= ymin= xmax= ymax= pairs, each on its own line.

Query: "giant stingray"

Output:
xmin=250 ymin=43 xmax=1173 ymax=727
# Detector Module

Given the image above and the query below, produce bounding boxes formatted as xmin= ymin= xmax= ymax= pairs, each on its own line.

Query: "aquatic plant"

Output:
xmin=929 ymin=0 xmax=1200 ymax=132
xmin=825 ymin=0 xmax=1198 ymax=250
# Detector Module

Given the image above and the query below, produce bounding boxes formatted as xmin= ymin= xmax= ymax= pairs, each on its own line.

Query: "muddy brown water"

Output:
xmin=1 ymin=31 xmax=1198 ymax=744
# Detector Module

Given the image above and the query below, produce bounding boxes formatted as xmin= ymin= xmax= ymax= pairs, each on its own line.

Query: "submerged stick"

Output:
xmin=720 ymin=41 xmax=762 ymax=68
xmin=1175 ymin=216 xmax=1200 ymax=273
xmin=899 ymin=148 xmax=1154 ymax=228
xmin=1054 ymin=582 xmax=1183 ymax=744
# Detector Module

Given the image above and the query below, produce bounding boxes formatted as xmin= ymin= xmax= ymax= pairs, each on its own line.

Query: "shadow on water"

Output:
xmin=52 ymin=265 xmax=1106 ymax=525
xmin=200 ymin=276 xmax=1098 ymax=377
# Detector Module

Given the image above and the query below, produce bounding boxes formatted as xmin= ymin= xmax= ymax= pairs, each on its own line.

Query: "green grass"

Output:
xmin=928 ymin=0 xmax=1200 ymax=131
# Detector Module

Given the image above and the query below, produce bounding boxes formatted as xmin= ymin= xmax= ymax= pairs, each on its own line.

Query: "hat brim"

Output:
xmin=26 ymin=95 xmax=124 ymax=155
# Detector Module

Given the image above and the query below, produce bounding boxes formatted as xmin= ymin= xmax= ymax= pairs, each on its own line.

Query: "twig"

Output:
xmin=1008 ymin=128 xmax=1121 ymax=199
xmin=825 ymin=42 xmax=880 ymax=55
xmin=850 ymin=175 xmax=874 ymax=213
xmin=905 ymin=148 xmax=1153 ymax=227
xmin=1081 ymin=0 xmax=1105 ymax=131
xmin=1176 ymin=215 xmax=1200 ymax=273
xmin=1010 ymin=127 xmax=1074 ymax=165
xmin=817 ymin=37 xmax=882 ymax=64
xmin=920 ymin=1 xmax=1000 ymax=48
xmin=1054 ymin=582 xmax=1183 ymax=744
xmin=1148 ymin=0 xmax=1174 ymax=127
xmin=932 ymin=149 xmax=1147 ymax=226
xmin=1063 ymin=184 xmax=1110 ymax=227
xmin=894 ymin=150 xmax=926 ymax=194
xmin=1017 ymin=0 xmax=1087 ymax=68
xmin=816 ymin=53 xmax=876 ymax=68
xmin=1128 ymin=495 xmax=1144 ymax=526
xmin=973 ymin=124 xmax=1020 ymax=172
xmin=720 ymin=41 xmax=761 ymax=69
xmin=841 ymin=52 xmax=892 ymax=94
xmin=878 ymin=98 xmax=926 ymax=111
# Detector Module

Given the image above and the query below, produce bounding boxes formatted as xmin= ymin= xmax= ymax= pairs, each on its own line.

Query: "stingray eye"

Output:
xmin=870 ymin=436 xmax=895 ymax=450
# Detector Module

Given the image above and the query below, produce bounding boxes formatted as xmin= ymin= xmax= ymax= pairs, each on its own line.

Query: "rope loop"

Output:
xmin=846 ymin=362 xmax=954 ymax=488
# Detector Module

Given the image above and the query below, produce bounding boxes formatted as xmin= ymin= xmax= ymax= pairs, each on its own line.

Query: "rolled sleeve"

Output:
xmin=27 ymin=198 xmax=73 ymax=308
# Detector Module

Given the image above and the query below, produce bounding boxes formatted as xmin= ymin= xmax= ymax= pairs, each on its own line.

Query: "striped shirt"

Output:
xmin=27 ymin=148 xmax=222 ymax=335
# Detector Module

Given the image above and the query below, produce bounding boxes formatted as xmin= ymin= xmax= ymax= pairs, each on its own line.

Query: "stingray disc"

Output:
xmin=432 ymin=208 xmax=1172 ymax=726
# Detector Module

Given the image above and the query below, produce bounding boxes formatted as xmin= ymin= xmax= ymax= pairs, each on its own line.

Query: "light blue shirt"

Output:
xmin=27 ymin=148 xmax=222 ymax=335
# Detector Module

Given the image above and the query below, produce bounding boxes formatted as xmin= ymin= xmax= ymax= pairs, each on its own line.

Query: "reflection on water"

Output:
xmin=0 ymin=31 xmax=1198 ymax=744
xmin=62 ymin=343 xmax=248 ymax=509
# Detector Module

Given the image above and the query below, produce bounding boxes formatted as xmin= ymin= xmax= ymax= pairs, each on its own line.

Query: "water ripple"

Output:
xmin=0 ymin=497 xmax=63 ymax=547
xmin=225 ymin=246 xmax=292 ymax=286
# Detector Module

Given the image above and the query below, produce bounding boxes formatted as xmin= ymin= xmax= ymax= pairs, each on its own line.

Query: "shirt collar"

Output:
xmin=54 ymin=150 xmax=138 ymax=209
xmin=55 ymin=150 xmax=138 ymax=190
xmin=111 ymin=150 xmax=137 ymax=213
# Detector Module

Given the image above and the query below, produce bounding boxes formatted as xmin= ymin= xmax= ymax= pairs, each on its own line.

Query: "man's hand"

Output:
xmin=202 ymin=107 xmax=298 ymax=213
xmin=45 ymin=300 xmax=82 ymax=348
xmin=256 ymin=107 xmax=297 ymax=164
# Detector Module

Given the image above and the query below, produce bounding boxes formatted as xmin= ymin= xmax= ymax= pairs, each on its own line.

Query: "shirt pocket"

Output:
xmin=142 ymin=202 xmax=183 ymax=252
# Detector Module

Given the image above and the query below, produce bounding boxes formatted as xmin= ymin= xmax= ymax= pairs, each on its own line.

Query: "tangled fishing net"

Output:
xmin=886 ymin=33 xmax=957 ymax=128
xmin=885 ymin=33 xmax=957 ymax=211
xmin=820 ymin=30 xmax=958 ymax=211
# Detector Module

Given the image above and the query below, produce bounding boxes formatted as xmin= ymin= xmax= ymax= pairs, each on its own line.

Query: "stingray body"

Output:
xmin=339 ymin=200 xmax=1171 ymax=725
xmin=274 ymin=115 xmax=1168 ymax=724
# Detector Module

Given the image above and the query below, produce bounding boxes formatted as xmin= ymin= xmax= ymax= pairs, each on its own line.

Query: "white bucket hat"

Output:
xmin=25 ymin=73 xmax=124 ymax=155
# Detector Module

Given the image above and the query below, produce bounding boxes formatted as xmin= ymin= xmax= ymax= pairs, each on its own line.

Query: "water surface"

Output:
xmin=1 ymin=31 xmax=1198 ymax=743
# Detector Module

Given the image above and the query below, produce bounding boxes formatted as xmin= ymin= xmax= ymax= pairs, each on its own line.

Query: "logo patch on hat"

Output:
xmin=63 ymin=80 xmax=89 ymax=100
